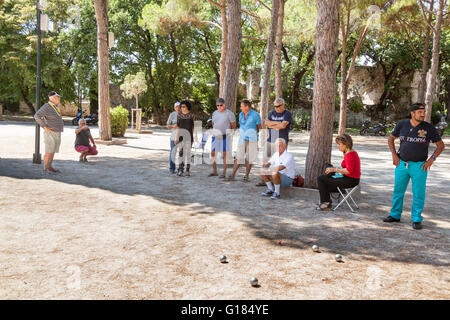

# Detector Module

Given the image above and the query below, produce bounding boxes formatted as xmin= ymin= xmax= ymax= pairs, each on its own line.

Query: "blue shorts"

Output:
xmin=211 ymin=136 xmax=231 ymax=152
xmin=280 ymin=173 xmax=294 ymax=187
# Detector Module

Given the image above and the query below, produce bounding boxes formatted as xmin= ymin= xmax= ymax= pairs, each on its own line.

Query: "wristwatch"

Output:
xmin=431 ymin=155 xmax=437 ymax=161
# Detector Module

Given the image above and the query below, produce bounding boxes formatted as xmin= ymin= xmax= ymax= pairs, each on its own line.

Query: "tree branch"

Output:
xmin=243 ymin=35 xmax=267 ymax=42
xmin=256 ymin=0 xmax=271 ymax=12
xmin=198 ymin=20 xmax=222 ymax=30
xmin=396 ymin=15 xmax=422 ymax=58
xmin=205 ymin=0 xmax=222 ymax=9
xmin=418 ymin=0 xmax=437 ymax=33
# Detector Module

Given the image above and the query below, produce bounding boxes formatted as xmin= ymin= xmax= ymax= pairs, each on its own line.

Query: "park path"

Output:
xmin=0 ymin=121 xmax=449 ymax=299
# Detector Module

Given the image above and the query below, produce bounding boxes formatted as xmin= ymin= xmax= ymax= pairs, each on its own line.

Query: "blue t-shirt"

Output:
xmin=392 ymin=119 xmax=441 ymax=162
xmin=267 ymin=109 xmax=292 ymax=143
xmin=239 ymin=109 xmax=261 ymax=144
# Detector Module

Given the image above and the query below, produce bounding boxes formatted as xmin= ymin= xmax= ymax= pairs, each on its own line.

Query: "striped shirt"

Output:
xmin=34 ymin=102 xmax=64 ymax=132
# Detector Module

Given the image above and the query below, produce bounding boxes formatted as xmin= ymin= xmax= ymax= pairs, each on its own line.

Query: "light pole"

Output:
xmin=32 ymin=0 xmax=43 ymax=164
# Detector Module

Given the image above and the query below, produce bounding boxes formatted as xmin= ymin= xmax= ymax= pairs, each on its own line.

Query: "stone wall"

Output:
xmin=18 ymin=100 xmax=90 ymax=117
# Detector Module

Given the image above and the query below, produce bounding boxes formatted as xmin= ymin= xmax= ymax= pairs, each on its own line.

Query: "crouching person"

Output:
xmin=260 ymin=138 xmax=295 ymax=199
xmin=75 ymin=119 xmax=98 ymax=162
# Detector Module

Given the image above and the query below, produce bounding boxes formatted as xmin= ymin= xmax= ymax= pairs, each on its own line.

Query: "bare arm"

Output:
xmin=422 ymin=140 xmax=445 ymax=171
xmin=75 ymin=126 xmax=89 ymax=135
xmin=388 ymin=135 xmax=400 ymax=166
xmin=265 ymin=120 xmax=289 ymax=130
xmin=325 ymin=167 xmax=350 ymax=175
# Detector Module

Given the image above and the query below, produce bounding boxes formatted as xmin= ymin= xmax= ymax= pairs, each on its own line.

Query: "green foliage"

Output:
xmin=291 ymin=109 xmax=312 ymax=130
xmin=349 ymin=99 xmax=363 ymax=113
xmin=110 ymin=105 xmax=129 ymax=137
xmin=431 ymin=101 xmax=444 ymax=125
xmin=120 ymin=72 xmax=148 ymax=108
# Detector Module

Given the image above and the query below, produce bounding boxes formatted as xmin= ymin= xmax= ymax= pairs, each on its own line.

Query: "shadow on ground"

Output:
xmin=1 ymin=155 xmax=448 ymax=269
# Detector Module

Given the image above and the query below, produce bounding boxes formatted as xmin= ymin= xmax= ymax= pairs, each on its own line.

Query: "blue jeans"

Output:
xmin=390 ymin=160 xmax=428 ymax=223
xmin=280 ymin=173 xmax=293 ymax=187
xmin=169 ymin=140 xmax=176 ymax=172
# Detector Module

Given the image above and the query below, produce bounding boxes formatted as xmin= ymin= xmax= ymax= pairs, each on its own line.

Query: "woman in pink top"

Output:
xmin=316 ymin=134 xmax=361 ymax=211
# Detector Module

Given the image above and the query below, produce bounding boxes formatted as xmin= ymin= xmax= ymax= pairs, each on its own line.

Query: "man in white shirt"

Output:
xmin=260 ymin=138 xmax=295 ymax=199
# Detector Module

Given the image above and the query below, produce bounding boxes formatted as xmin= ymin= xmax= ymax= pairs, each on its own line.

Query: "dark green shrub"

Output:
xmin=349 ymin=99 xmax=363 ymax=113
xmin=110 ymin=105 xmax=129 ymax=137
xmin=291 ymin=109 xmax=312 ymax=130
xmin=431 ymin=102 xmax=444 ymax=124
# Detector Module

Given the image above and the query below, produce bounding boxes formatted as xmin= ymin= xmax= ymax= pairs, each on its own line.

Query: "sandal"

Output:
xmin=316 ymin=202 xmax=332 ymax=211
xmin=219 ymin=174 xmax=226 ymax=179
xmin=242 ymin=176 xmax=249 ymax=182
xmin=208 ymin=173 xmax=218 ymax=177
xmin=225 ymin=175 xmax=235 ymax=181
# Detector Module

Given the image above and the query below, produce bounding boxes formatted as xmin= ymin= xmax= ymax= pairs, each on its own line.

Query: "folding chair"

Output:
xmin=332 ymin=184 xmax=360 ymax=213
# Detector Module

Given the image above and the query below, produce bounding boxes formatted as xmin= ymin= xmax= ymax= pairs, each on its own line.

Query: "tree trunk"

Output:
xmin=94 ymin=0 xmax=112 ymax=141
xmin=260 ymin=0 xmax=281 ymax=127
xmin=247 ymin=68 xmax=261 ymax=102
xmin=338 ymin=9 xmax=349 ymax=136
xmin=304 ymin=0 xmax=340 ymax=188
xmin=417 ymin=0 xmax=434 ymax=104
xmin=338 ymin=7 xmax=369 ymax=135
xmin=274 ymin=0 xmax=285 ymax=99
xmin=219 ymin=0 xmax=228 ymax=97
xmin=425 ymin=0 xmax=445 ymax=123
xmin=222 ymin=0 xmax=241 ymax=113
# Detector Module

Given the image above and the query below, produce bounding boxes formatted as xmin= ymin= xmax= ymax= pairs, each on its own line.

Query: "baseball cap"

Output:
xmin=48 ymin=91 xmax=62 ymax=98
xmin=216 ymin=98 xmax=225 ymax=105
xmin=410 ymin=103 xmax=425 ymax=112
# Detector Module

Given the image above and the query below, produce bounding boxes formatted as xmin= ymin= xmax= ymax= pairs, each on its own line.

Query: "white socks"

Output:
xmin=266 ymin=182 xmax=274 ymax=191
xmin=274 ymin=184 xmax=281 ymax=194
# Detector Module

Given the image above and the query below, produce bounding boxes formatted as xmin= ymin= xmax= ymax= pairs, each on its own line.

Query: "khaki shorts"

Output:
xmin=236 ymin=140 xmax=258 ymax=164
xmin=44 ymin=130 xmax=61 ymax=154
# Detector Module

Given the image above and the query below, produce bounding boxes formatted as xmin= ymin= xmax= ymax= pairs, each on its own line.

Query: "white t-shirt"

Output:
xmin=269 ymin=151 xmax=295 ymax=179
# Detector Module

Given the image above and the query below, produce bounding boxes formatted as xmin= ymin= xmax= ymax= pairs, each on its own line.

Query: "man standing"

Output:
xmin=210 ymin=98 xmax=236 ymax=178
xmin=384 ymin=103 xmax=445 ymax=230
xmin=257 ymin=97 xmax=292 ymax=186
xmin=260 ymin=138 xmax=295 ymax=199
xmin=227 ymin=100 xmax=261 ymax=182
xmin=167 ymin=102 xmax=181 ymax=174
xmin=34 ymin=91 xmax=64 ymax=173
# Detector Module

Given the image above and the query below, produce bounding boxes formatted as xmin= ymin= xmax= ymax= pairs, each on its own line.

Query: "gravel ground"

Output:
xmin=0 ymin=120 xmax=449 ymax=299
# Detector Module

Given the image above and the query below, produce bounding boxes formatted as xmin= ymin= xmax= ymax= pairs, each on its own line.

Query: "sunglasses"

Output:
xmin=181 ymin=105 xmax=187 ymax=108
xmin=274 ymin=104 xmax=282 ymax=108
xmin=217 ymin=104 xmax=224 ymax=107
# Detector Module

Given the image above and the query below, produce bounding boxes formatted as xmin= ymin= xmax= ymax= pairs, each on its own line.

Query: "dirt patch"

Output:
xmin=0 ymin=121 xmax=449 ymax=299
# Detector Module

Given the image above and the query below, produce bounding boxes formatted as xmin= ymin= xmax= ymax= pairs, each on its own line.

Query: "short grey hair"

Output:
xmin=274 ymin=97 xmax=285 ymax=105
xmin=78 ymin=118 xmax=86 ymax=126
xmin=274 ymin=138 xmax=287 ymax=145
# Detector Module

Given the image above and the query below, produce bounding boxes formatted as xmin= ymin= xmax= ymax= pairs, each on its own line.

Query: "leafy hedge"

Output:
xmin=110 ymin=105 xmax=129 ymax=137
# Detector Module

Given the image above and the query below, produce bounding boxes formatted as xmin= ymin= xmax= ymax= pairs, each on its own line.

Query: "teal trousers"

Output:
xmin=389 ymin=159 xmax=428 ymax=223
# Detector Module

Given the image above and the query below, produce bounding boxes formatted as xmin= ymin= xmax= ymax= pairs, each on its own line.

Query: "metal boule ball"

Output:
xmin=250 ymin=277 xmax=259 ymax=287
xmin=312 ymin=245 xmax=320 ymax=252
xmin=335 ymin=254 xmax=343 ymax=262
xmin=220 ymin=255 xmax=227 ymax=263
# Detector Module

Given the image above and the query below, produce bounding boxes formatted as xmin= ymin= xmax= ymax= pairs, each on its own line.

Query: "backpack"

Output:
xmin=292 ymin=175 xmax=304 ymax=187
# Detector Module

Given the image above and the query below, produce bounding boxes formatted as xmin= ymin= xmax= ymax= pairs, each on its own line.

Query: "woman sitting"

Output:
xmin=316 ymin=134 xmax=361 ymax=211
